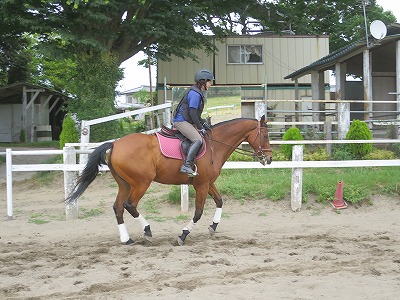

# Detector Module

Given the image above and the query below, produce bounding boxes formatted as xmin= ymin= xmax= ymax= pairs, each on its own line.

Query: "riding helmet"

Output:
xmin=194 ymin=69 xmax=214 ymax=82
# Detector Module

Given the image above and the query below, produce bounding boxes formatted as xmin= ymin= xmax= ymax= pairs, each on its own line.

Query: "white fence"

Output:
xmin=3 ymin=139 xmax=400 ymax=220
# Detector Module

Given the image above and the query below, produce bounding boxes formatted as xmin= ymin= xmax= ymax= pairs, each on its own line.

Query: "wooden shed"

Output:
xmin=0 ymin=82 xmax=68 ymax=143
xmin=285 ymin=23 xmax=400 ymax=138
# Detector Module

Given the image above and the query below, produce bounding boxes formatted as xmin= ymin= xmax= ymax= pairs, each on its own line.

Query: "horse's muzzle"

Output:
xmin=259 ymin=156 xmax=272 ymax=165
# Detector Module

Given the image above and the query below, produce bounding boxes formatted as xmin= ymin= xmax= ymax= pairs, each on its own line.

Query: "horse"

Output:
xmin=66 ymin=115 xmax=272 ymax=246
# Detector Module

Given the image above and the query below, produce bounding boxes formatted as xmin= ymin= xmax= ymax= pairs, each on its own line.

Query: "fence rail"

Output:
xmin=3 ymin=138 xmax=400 ymax=220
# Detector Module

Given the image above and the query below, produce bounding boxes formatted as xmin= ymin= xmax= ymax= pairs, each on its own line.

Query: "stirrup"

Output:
xmin=180 ymin=164 xmax=199 ymax=177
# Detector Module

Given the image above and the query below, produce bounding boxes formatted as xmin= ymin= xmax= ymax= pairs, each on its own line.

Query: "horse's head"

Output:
xmin=249 ymin=115 xmax=272 ymax=165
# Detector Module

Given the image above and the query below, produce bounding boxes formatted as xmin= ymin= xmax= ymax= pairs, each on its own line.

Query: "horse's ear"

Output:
xmin=260 ymin=115 xmax=266 ymax=124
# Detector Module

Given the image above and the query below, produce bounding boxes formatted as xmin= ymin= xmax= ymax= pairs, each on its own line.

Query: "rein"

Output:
xmin=206 ymin=122 xmax=272 ymax=160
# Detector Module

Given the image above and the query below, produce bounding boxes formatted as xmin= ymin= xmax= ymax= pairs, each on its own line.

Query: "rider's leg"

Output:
xmin=180 ymin=139 xmax=202 ymax=174
xmin=174 ymin=121 xmax=203 ymax=175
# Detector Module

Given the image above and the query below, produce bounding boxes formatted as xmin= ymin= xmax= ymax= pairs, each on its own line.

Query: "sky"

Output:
xmin=116 ymin=0 xmax=400 ymax=95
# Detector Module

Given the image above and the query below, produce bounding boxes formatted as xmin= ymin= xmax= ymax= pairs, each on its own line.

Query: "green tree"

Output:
xmin=345 ymin=120 xmax=373 ymax=159
xmin=281 ymin=127 xmax=304 ymax=160
xmin=59 ymin=114 xmax=79 ymax=149
xmin=1 ymin=0 xmax=271 ymax=139
xmin=270 ymin=0 xmax=396 ymax=51
xmin=0 ymin=0 xmax=396 ymax=135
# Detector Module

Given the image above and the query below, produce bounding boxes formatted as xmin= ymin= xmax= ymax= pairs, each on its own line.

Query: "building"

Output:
xmin=157 ymin=34 xmax=330 ymax=121
xmin=285 ymin=23 xmax=400 ymax=138
xmin=0 ymin=82 xmax=68 ymax=143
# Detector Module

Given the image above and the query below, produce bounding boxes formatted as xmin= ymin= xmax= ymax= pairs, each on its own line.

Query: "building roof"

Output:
xmin=120 ymin=85 xmax=156 ymax=95
xmin=0 ymin=82 xmax=69 ymax=104
xmin=285 ymin=23 xmax=400 ymax=80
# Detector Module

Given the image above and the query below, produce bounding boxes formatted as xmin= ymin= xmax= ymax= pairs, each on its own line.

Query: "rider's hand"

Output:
xmin=202 ymin=122 xmax=211 ymax=130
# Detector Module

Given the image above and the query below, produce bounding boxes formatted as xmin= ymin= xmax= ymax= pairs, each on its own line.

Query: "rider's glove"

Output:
xmin=202 ymin=122 xmax=211 ymax=130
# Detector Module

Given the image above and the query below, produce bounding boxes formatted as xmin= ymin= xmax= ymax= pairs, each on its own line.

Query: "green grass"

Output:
xmin=205 ymin=95 xmax=241 ymax=109
xmin=79 ymin=207 xmax=105 ymax=219
xmin=215 ymin=167 xmax=400 ymax=205
xmin=0 ymin=141 xmax=60 ymax=148
xmin=28 ymin=213 xmax=64 ymax=224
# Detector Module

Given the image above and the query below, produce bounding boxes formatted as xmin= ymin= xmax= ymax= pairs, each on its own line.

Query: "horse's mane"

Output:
xmin=212 ymin=118 xmax=256 ymax=128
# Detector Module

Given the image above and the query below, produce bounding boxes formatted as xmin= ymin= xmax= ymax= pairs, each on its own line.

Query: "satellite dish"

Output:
xmin=370 ymin=20 xmax=387 ymax=40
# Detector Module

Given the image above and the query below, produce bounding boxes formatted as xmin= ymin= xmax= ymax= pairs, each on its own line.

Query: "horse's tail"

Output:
xmin=65 ymin=142 xmax=114 ymax=204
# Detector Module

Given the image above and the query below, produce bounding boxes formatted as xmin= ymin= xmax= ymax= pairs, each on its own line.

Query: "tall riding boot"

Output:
xmin=180 ymin=140 xmax=202 ymax=176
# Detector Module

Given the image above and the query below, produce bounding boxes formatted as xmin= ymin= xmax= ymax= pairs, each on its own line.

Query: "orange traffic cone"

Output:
xmin=331 ymin=181 xmax=348 ymax=209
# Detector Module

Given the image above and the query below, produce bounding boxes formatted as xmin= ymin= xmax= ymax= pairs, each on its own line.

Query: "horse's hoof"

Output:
xmin=144 ymin=235 xmax=153 ymax=243
xmin=124 ymin=238 xmax=135 ymax=245
xmin=177 ymin=237 xmax=185 ymax=246
xmin=208 ymin=226 xmax=216 ymax=236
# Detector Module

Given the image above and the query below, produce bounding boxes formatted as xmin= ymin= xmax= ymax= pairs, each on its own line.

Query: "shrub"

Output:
xmin=304 ymin=147 xmax=328 ymax=161
xmin=228 ymin=151 xmax=254 ymax=162
xmin=129 ymin=120 xmax=146 ymax=133
xmin=364 ymin=149 xmax=396 ymax=160
xmin=19 ymin=129 xmax=26 ymax=143
xmin=331 ymin=144 xmax=355 ymax=160
xmin=281 ymin=127 xmax=304 ymax=159
xmin=345 ymin=120 xmax=372 ymax=159
xmin=390 ymin=143 xmax=400 ymax=157
xmin=59 ymin=114 xmax=79 ymax=149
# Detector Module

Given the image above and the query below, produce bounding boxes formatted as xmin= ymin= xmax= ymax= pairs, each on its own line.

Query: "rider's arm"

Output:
xmin=189 ymin=108 xmax=203 ymax=129
xmin=188 ymin=92 xmax=204 ymax=130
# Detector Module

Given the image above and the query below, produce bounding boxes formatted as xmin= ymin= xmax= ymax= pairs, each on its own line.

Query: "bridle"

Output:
xmin=206 ymin=121 xmax=272 ymax=162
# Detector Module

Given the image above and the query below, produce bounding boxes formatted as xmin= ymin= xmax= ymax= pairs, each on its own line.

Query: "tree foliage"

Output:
xmin=345 ymin=120 xmax=373 ymax=159
xmin=0 ymin=0 xmax=397 ymax=137
xmin=59 ymin=114 xmax=79 ymax=149
xmin=281 ymin=127 xmax=304 ymax=159
xmin=270 ymin=0 xmax=396 ymax=51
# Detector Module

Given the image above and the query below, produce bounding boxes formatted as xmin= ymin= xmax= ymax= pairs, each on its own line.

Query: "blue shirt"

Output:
xmin=173 ymin=90 xmax=202 ymax=122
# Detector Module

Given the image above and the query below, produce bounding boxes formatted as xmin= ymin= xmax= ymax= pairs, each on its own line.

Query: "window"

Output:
xmin=227 ymin=45 xmax=263 ymax=64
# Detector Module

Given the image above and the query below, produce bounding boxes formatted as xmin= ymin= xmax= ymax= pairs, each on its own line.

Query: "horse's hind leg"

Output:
xmin=113 ymin=179 xmax=135 ymax=245
xmin=208 ymin=183 xmax=223 ymax=236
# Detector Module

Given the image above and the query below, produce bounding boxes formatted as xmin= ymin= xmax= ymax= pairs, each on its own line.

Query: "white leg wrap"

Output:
xmin=118 ymin=223 xmax=130 ymax=243
xmin=213 ymin=207 xmax=222 ymax=224
xmin=135 ymin=214 xmax=150 ymax=229
xmin=183 ymin=220 xmax=196 ymax=232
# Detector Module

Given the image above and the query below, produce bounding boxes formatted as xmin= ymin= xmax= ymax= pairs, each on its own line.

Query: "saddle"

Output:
xmin=156 ymin=126 xmax=206 ymax=160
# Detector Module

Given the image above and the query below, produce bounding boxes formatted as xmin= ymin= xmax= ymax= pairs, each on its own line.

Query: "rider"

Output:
xmin=173 ymin=69 xmax=214 ymax=176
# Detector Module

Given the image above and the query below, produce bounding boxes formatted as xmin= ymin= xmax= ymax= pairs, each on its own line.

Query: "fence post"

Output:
xmin=291 ymin=145 xmax=303 ymax=212
xmin=79 ymin=120 xmax=90 ymax=165
xmin=64 ymin=146 xmax=79 ymax=220
xmin=164 ymin=101 xmax=172 ymax=128
xmin=338 ymin=102 xmax=350 ymax=139
xmin=324 ymin=121 xmax=332 ymax=157
xmin=181 ymin=184 xmax=189 ymax=212
xmin=6 ymin=148 xmax=13 ymax=220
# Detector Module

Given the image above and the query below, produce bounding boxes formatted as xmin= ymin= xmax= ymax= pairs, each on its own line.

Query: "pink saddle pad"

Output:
xmin=156 ymin=133 xmax=206 ymax=160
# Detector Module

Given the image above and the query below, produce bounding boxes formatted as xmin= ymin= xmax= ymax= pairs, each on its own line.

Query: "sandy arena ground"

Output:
xmin=0 ymin=152 xmax=399 ymax=299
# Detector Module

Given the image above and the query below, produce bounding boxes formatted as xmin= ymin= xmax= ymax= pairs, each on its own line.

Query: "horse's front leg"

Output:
xmin=208 ymin=183 xmax=223 ymax=236
xmin=177 ymin=185 xmax=208 ymax=246
xmin=124 ymin=184 xmax=153 ymax=242
xmin=113 ymin=182 xmax=135 ymax=245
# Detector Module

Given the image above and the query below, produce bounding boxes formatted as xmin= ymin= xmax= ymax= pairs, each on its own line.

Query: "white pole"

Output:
xmin=291 ymin=145 xmax=303 ymax=212
xmin=64 ymin=146 xmax=79 ymax=220
xmin=6 ymin=148 xmax=13 ymax=220
xmin=79 ymin=120 xmax=90 ymax=166
xmin=181 ymin=184 xmax=189 ymax=212
xmin=164 ymin=101 xmax=172 ymax=128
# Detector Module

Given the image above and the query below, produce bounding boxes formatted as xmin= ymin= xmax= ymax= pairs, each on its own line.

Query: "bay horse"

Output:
xmin=66 ymin=116 xmax=272 ymax=246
